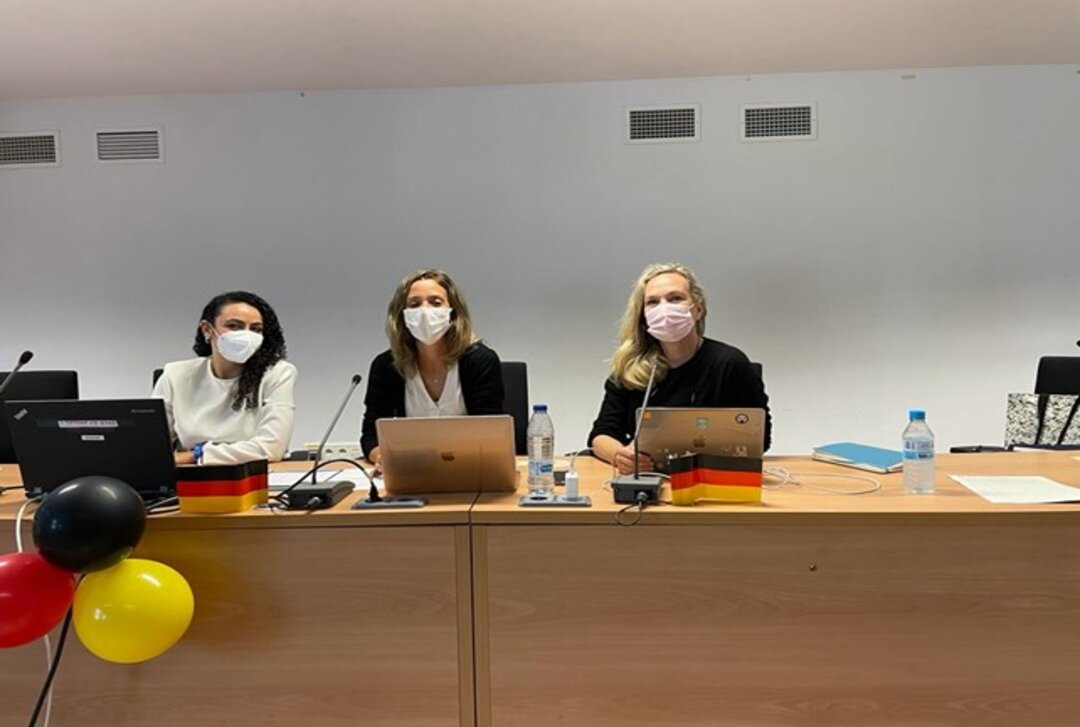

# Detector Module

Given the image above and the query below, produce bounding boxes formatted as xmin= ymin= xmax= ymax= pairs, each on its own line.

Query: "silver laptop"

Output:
xmin=635 ymin=407 xmax=766 ymax=470
xmin=376 ymin=415 xmax=518 ymax=495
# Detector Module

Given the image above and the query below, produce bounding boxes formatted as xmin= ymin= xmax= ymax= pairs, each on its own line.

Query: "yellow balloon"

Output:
xmin=73 ymin=558 xmax=194 ymax=664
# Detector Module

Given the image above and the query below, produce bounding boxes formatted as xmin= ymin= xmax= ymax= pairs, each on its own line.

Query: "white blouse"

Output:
xmin=152 ymin=357 xmax=297 ymax=465
xmin=404 ymin=363 xmax=467 ymax=418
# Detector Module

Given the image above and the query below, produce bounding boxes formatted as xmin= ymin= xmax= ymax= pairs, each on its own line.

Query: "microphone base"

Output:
xmin=281 ymin=481 xmax=354 ymax=510
xmin=611 ymin=474 xmax=663 ymax=505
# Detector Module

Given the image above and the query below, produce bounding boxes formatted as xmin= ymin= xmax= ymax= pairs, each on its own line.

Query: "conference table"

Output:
xmin=0 ymin=462 xmax=478 ymax=727
xmin=3 ymin=452 xmax=1080 ymax=726
xmin=472 ymin=451 xmax=1080 ymax=726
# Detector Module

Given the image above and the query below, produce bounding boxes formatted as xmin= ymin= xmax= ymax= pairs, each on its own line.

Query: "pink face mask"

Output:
xmin=645 ymin=302 xmax=696 ymax=343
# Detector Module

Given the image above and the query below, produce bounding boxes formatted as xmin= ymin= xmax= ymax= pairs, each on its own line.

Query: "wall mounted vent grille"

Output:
xmin=96 ymin=129 xmax=162 ymax=162
xmin=741 ymin=104 xmax=817 ymax=141
xmin=627 ymin=105 xmax=700 ymax=143
xmin=0 ymin=132 xmax=60 ymax=167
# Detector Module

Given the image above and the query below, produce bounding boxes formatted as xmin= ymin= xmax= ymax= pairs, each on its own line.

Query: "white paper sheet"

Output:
xmin=950 ymin=475 xmax=1080 ymax=504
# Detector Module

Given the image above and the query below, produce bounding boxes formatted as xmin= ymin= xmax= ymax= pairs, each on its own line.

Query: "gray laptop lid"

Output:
xmin=376 ymin=414 xmax=518 ymax=495
xmin=635 ymin=407 xmax=765 ymax=468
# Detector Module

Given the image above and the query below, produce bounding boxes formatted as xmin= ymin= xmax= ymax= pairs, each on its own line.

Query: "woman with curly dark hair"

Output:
xmin=153 ymin=291 xmax=297 ymax=465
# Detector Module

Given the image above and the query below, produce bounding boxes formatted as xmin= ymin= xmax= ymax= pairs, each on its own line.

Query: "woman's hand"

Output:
xmin=367 ymin=447 xmax=382 ymax=477
xmin=612 ymin=445 xmax=654 ymax=476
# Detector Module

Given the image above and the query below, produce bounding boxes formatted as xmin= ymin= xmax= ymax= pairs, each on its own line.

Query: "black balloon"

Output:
xmin=32 ymin=476 xmax=147 ymax=573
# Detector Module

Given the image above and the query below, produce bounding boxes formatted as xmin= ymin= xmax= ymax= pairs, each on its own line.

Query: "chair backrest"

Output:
xmin=501 ymin=361 xmax=529 ymax=455
xmin=1035 ymin=356 xmax=1080 ymax=395
xmin=152 ymin=368 xmax=164 ymax=389
xmin=0 ymin=370 xmax=79 ymax=464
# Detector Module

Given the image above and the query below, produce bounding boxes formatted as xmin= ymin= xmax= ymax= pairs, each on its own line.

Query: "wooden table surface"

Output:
xmin=473 ymin=450 xmax=1080 ymax=524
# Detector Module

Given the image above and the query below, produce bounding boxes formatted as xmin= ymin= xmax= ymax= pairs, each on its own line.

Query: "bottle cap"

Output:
xmin=532 ymin=403 xmax=548 ymax=412
xmin=908 ymin=409 xmax=926 ymax=420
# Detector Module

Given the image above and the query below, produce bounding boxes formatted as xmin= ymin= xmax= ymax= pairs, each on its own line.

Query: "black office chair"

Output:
xmin=1035 ymin=357 xmax=1080 ymax=395
xmin=501 ymin=361 xmax=529 ymax=455
xmin=0 ymin=371 xmax=79 ymax=463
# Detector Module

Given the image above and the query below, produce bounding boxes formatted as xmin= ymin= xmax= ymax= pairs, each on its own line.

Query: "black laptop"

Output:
xmin=5 ymin=398 xmax=176 ymax=499
xmin=0 ymin=371 xmax=78 ymax=463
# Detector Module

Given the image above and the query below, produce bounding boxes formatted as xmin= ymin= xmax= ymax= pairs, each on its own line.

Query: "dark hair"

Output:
xmin=193 ymin=291 xmax=287 ymax=410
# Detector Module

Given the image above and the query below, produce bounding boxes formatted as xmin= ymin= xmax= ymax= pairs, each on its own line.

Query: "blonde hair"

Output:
xmin=609 ymin=262 xmax=707 ymax=390
xmin=386 ymin=269 xmax=480 ymax=378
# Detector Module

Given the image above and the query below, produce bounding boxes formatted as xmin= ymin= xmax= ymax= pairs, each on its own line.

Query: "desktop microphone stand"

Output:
xmin=611 ymin=360 xmax=663 ymax=505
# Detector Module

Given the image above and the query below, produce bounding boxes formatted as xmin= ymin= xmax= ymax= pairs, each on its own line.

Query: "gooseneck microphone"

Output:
xmin=632 ymin=359 xmax=659 ymax=481
xmin=0 ymin=350 xmax=34 ymax=399
xmin=275 ymin=374 xmax=364 ymax=510
xmin=611 ymin=356 xmax=664 ymax=505
xmin=311 ymin=374 xmax=363 ymax=483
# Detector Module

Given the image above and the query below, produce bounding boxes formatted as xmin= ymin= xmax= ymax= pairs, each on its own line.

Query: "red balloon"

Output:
xmin=0 ymin=552 xmax=76 ymax=648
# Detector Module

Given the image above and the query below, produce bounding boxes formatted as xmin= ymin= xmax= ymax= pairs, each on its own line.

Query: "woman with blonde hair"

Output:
xmin=361 ymin=269 xmax=504 ymax=468
xmin=588 ymin=263 xmax=771 ymax=474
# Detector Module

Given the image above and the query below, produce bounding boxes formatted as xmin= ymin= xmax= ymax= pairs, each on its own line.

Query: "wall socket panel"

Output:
xmin=304 ymin=441 xmax=363 ymax=459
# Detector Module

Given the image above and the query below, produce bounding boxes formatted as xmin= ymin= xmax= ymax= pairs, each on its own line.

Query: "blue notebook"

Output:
xmin=812 ymin=442 xmax=903 ymax=474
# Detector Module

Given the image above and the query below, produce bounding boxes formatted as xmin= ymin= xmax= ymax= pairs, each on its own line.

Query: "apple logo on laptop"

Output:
xmin=440 ymin=450 xmax=456 ymax=462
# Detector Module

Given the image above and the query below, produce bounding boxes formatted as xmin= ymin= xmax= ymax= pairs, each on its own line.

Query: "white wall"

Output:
xmin=2 ymin=65 xmax=1079 ymax=454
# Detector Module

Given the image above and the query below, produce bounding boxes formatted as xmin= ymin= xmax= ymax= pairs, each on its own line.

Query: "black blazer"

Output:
xmin=360 ymin=342 xmax=505 ymax=458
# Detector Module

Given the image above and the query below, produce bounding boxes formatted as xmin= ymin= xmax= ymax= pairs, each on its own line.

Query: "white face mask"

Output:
xmin=645 ymin=302 xmax=696 ymax=343
xmin=403 ymin=307 xmax=453 ymax=345
xmin=212 ymin=328 xmax=264 ymax=364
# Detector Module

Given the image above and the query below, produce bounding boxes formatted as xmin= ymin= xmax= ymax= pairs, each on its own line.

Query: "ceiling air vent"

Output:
xmin=96 ymin=129 xmax=163 ymax=163
xmin=0 ymin=132 xmax=60 ymax=168
xmin=741 ymin=104 xmax=817 ymax=142
xmin=627 ymin=105 xmax=700 ymax=144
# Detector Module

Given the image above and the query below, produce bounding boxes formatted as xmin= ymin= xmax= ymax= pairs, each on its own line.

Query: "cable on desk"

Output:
xmin=272 ymin=457 xmax=376 ymax=505
xmin=146 ymin=496 xmax=180 ymax=515
xmin=763 ymin=467 xmax=882 ymax=495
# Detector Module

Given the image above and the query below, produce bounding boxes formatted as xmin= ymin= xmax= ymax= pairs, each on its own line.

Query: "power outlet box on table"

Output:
xmin=304 ymin=441 xmax=363 ymax=460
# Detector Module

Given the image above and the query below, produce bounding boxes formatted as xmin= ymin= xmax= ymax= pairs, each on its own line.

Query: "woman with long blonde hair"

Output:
xmin=588 ymin=263 xmax=771 ymax=474
xmin=361 ymin=269 xmax=504 ymax=469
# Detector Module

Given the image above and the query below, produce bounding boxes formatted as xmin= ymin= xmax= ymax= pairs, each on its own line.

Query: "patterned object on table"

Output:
xmin=1005 ymin=393 xmax=1080 ymax=447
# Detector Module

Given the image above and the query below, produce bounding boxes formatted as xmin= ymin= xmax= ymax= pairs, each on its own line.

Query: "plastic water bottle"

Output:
xmin=902 ymin=409 xmax=935 ymax=494
xmin=527 ymin=403 xmax=555 ymax=497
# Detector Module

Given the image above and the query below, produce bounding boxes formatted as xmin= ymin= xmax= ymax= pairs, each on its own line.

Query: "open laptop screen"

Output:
xmin=5 ymin=398 xmax=176 ymax=499
xmin=635 ymin=407 xmax=765 ymax=471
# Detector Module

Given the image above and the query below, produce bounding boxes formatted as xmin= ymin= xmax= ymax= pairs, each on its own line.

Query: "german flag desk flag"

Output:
xmin=668 ymin=453 xmax=762 ymax=506
xmin=177 ymin=459 xmax=269 ymax=514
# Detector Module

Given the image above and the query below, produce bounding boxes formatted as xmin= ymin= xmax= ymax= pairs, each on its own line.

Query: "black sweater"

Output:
xmin=360 ymin=342 xmax=505 ymax=458
xmin=587 ymin=338 xmax=772 ymax=451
